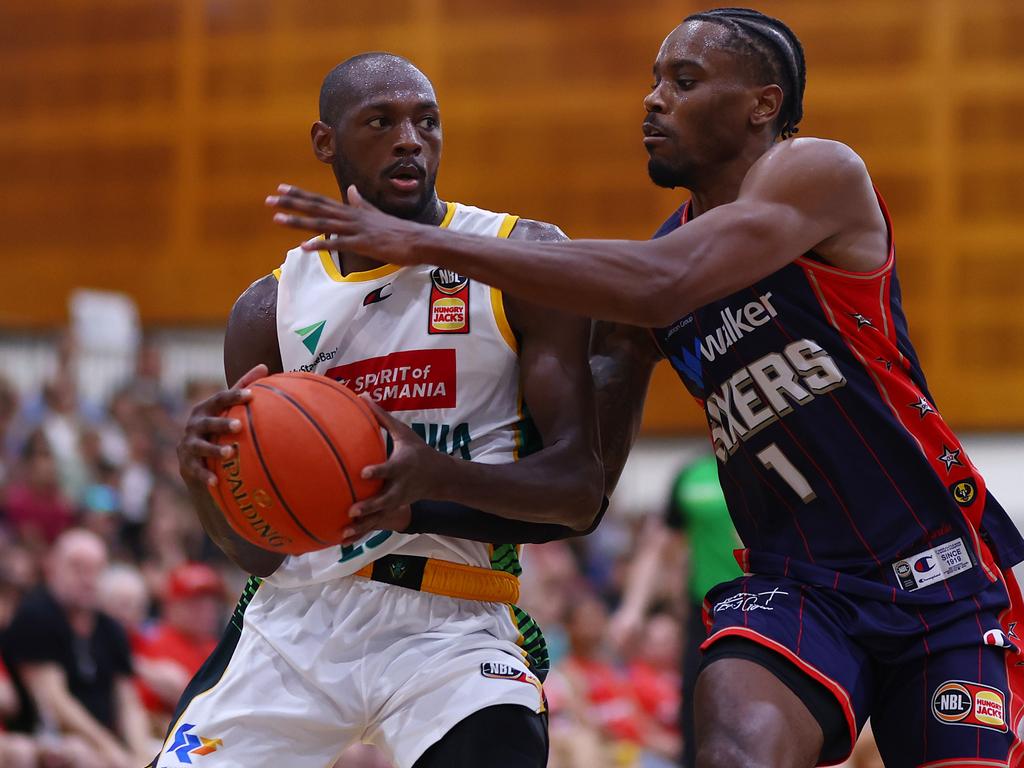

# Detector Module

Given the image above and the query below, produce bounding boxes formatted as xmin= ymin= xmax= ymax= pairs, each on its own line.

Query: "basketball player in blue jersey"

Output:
xmin=167 ymin=53 xmax=605 ymax=768
xmin=269 ymin=9 xmax=1024 ymax=767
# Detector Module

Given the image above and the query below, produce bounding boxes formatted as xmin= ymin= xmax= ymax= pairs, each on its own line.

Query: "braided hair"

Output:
xmin=684 ymin=8 xmax=806 ymax=138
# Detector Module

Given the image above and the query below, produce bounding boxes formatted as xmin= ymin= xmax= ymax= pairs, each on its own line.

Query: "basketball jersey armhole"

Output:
xmin=794 ymin=189 xmax=895 ymax=279
xmin=488 ymin=214 xmax=521 ymax=353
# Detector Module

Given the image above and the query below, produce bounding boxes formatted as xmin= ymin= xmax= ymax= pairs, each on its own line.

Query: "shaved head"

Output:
xmin=312 ymin=51 xmax=443 ymax=222
xmin=319 ymin=52 xmax=436 ymax=127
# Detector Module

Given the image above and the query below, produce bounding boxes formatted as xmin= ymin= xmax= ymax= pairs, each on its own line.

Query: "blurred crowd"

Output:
xmin=0 ymin=340 xmax=880 ymax=767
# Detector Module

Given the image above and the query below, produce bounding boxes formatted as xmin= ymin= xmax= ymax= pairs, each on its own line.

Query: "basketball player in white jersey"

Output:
xmin=163 ymin=54 xmax=602 ymax=768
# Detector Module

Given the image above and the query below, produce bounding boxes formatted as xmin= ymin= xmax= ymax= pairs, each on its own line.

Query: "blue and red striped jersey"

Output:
xmin=652 ymin=198 xmax=1024 ymax=604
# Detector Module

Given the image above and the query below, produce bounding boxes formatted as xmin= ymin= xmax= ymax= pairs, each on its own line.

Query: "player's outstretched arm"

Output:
xmin=177 ymin=275 xmax=287 ymax=577
xmin=269 ymin=139 xmax=886 ymax=327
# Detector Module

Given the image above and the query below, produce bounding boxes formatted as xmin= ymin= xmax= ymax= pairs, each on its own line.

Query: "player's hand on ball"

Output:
xmin=267 ymin=184 xmax=423 ymax=266
xmin=341 ymin=396 xmax=452 ymax=542
xmin=177 ymin=364 xmax=268 ymax=489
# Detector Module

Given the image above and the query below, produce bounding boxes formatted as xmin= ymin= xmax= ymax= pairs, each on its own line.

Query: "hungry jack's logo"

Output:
xmin=428 ymin=268 xmax=469 ymax=334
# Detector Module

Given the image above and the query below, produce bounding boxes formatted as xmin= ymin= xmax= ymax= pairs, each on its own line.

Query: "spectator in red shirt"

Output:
xmin=134 ymin=563 xmax=224 ymax=717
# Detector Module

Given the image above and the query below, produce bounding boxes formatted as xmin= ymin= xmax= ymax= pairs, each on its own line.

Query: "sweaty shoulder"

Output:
xmin=508 ymin=218 xmax=569 ymax=243
xmin=742 ymin=137 xmax=887 ymax=272
xmin=745 ymin=137 xmax=870 ymax=195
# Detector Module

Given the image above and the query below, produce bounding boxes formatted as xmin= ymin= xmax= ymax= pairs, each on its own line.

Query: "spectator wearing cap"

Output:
xmin=134 ymin=563 xmax=225 ymax=717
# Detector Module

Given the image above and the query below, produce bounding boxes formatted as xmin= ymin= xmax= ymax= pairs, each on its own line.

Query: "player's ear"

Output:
xmin=311 ymin=120 xmax=336 ymax=164
xmin=750 ymin=84 xmax=783 ymax=131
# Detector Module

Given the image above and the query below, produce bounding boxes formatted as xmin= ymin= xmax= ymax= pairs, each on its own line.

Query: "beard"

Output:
xmin=332 ymin=157 xmax=437 ymax=221
xmin=647 ymin=155 xmax=688 ymax=189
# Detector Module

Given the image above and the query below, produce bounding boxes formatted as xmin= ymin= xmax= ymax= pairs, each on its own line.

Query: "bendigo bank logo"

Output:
xmin=219 ymin=448 xmax=293 ymax=550
xmin=428 ymin=268 xmax=470 ymax=334
xmin=931 ymin=681 xmax=1007 ymax=732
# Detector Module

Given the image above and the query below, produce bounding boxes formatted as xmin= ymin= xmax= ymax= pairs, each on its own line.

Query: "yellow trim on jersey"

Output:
xmin=318 ymin=248 xmax=402 ymax=282
xmin=440 ymin=200 xmax=457 ymax=229
xmin=312 ymin=202 xmax=456 ymax=283
xmin=487 ymin=213 xmax=521 ymax=353
xmin=497 ymin=213 xmax=519 ymax=239
xmin=490 ymin=287 xmax=518 ymax=353
xmin=272 ymin=267 xmax=282 ymax=281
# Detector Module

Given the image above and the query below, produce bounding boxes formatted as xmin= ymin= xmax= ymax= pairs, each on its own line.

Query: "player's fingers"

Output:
xmin=273 ymin=212 xmax=355 ymax=233
xmin=356 ymin=484 xmax=405 ymax=517
xmin=200 ymin=386 xmax=253 ymax=415
xmin=232 ymin=363 xmax=269 ymax=389
xmin=347 ymin=184 xmax=369 ymax=208
xmin=182 ymin=436 xmax=233 ymax=460
xmin=358 ymin=460 xmax=395 ymax=482
xmin=359 ymin=394 xmax=405 ymax=434
xmin=275 ymin=184 xmax=339 ymax=208
xmin=340 ymin=516 xmax=379 ymax=544
xmin=189 ymin=416 xmax=242 ymax=437
xmin=182 ymin=456 xmax=218 ymax=487
xmin=299 ymin=234 xmax=364 ymax=251
xmin=266 ymin=194 xmax=342 ymax=218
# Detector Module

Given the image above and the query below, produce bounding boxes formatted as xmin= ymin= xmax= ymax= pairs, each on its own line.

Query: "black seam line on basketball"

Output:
xmin=252 ymin=383 xmax=358 ymax=508
xmin=244 ymin=400 xmax=331 ymax=545
xmin=286 ymin=375 xmax=383 ymax=442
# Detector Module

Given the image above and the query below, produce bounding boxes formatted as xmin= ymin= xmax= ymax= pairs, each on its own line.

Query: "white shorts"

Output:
xmin=153 ymin=576 xmax=545 ymax=768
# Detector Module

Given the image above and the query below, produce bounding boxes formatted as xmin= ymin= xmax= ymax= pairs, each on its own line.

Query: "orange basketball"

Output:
xmin=206 ymin=372 xmax=386 ymax=556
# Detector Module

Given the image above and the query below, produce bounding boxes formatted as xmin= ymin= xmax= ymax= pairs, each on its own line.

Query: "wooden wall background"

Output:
xmin=1 ymin=0 xmax=1022 ymax=431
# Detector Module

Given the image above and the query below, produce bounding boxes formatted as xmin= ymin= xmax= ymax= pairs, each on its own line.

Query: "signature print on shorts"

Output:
xmin=713 ymin=588 xmax=789 ymax=613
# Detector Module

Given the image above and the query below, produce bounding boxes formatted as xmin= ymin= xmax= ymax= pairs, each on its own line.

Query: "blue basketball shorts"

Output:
xmin=701 ymin=569 xmax=1024 ymax=767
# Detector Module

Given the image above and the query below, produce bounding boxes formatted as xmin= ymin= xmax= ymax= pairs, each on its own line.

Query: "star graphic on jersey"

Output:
xmin=875 ymin=356 xmax=893 ymax=371
xmin=908 ymin=397 xmax=936 ymax=419
xmin=1010 ymin=622 xmax=1019 ymax=641
xmin=937 ymin=445 xmax=964 ymax=473
xmin=851 ymin=313 xmax=874 ymax=329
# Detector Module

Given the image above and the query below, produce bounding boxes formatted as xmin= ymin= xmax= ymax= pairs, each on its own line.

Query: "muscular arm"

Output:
xmin=274 ymin=139 xmax=887 ymax=327
xmin=590 ymin=321 xmax=663 ymax=496
xmin=181 ymin=275 xmax=286 ymax=577
xmin=412 ymin=141 xmax=885 ymax=325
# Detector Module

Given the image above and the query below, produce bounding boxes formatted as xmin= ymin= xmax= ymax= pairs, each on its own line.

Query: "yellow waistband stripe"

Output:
xmin=355 ymin=558 xmax=520 ymax=604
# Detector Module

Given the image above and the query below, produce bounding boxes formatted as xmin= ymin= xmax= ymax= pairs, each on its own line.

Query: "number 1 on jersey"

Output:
xmin=756 ymin=443 xmax=817 ymax=503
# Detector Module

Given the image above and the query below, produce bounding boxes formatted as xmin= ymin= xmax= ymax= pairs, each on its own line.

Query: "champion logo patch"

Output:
xmin=363 ymin=283 xmax=393 ymax=306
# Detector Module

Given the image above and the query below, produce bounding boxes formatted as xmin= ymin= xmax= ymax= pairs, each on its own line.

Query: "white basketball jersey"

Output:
xmin=269 ymin=202 xmax=530 ymax=587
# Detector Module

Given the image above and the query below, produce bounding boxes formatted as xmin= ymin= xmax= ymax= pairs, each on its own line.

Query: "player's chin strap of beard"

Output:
xmin=406 ymin=496 xmax=610 ymax=544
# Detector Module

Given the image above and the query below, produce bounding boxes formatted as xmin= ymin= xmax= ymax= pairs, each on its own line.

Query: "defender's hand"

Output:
xmin=267 ymin=184 xmax=424 ymax=266
xmin=340 ymin=396 xmax=452 ymax=543
xmin=177 ymin=364 xmax=268 ymax=488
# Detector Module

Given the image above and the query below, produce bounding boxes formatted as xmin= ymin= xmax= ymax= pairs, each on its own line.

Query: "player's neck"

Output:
xmin=688 ymin=143 xmax=771 ymax=217
xmin=336 ymin=196 xmax=446 ymax=275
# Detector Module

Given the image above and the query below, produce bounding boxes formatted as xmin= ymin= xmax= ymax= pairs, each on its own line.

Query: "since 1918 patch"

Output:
xmin=428 ymin=268 xmax=470 ymax=334
xmin=931 ymin=680 xmax=1008 ymax=732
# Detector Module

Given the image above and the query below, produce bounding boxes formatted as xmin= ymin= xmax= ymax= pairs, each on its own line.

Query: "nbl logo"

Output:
xmin=430 ymin=268 xmax=468 ymax=294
